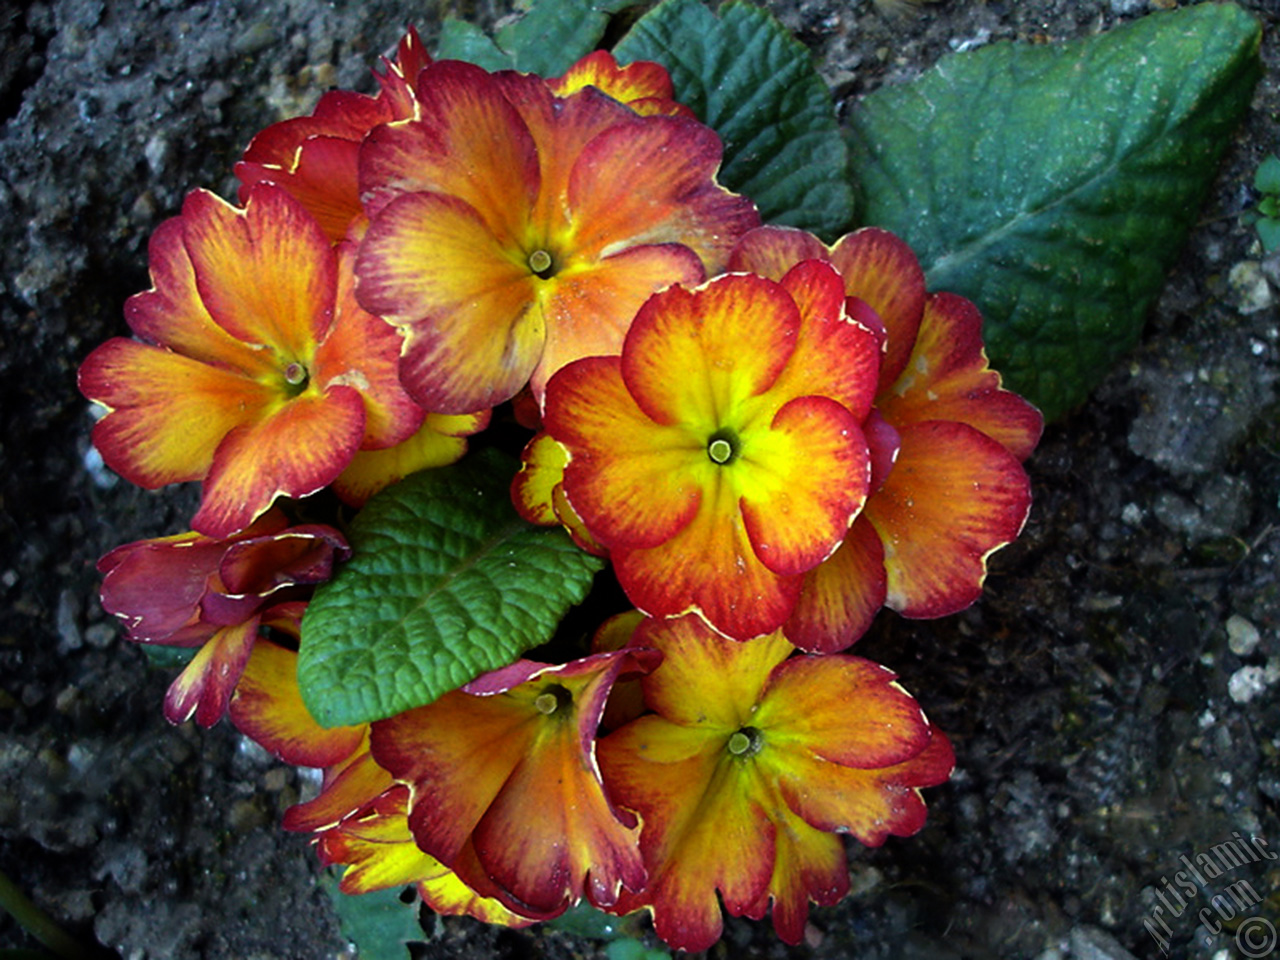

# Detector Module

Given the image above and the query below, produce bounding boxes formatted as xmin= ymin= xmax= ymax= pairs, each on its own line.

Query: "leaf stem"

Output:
xmin=0 ymin=867 xmax=109 ymax=960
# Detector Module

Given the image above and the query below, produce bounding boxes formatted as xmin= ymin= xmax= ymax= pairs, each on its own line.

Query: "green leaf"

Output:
xmin=435 ymin=18 xmax=515 ymax=71
xmin=1255 ymin=154 xmax=1280 ymax=195
xmin=321 ymin=874 xmax=421 ymax=960
xmin=496 ymin=0 xmax=633 ymax=77
xmin=846 ymin=3 xmax=1261 ymax=420
xmin=1256 ymin=218 xmax=1280 ymax=254
xmin=614 ymin=0 xmax=853 ymax=239
xmin=298 ymin=449 xmax=606 ymax=728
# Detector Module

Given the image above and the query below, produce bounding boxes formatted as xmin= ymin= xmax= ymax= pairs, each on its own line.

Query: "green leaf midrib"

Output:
xmin=389 ymin=515 xmax=530 ymax=636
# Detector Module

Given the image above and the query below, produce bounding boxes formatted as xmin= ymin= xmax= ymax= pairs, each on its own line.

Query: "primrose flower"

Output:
xmin=369 ymin=649 xmax=661 ymax=918
xmin=542 ymin=263 xmax=881 ymax=641
xmin=355 ymin=59 xmax=759 ymax=413
xmin=729 ymin=226 xmax=1043 ymax=650
xmin=235 ymin=27 xmax=430 ymax=241
xmin=79 ymin=182 xmax=425 ymax=538
xmin=597 ymin=616 xmax=954 ymax=951
xmin=98 ymin=509 xmax=349 ymax=726
xmin=228 ymin=642 xmax=532 ymax=927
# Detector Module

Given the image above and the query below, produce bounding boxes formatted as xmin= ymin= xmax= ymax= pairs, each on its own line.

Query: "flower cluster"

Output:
xmin=81 ymin=28 xmax=1040 ymax=952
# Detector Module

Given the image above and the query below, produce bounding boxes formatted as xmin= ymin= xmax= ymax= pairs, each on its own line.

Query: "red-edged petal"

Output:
xmin=864 ymin=420 xmax=1032 ymax=618
xmin=181 ymin=184 xmax=338 ymax=356
xmin=192 ymin=385 xmax=366 ymax=537
xmin=770 ymin=260 xmax=882 ymax=422
xmin=775 ymin=725 xmax=954 ymax=847
xmin=620 ymin=276 xmax=799 ymax=428
xmin=80 ymin=338 xmax=271 ymax=488
xmin=283 ymin=745 xmax=395 ymax=833
xmin=727 ymin=225 xmax=831 ymax=279
xmin=360 ymin=60 xmax=539 ymax=235
xmin=548 ymin=51 xmax=676 ymax=106
xmin=356 ymin=190 xmax=542 ymax=414
xmin=782 ymin=516 xmax=887 ymax=653
xmin=228 ymin=640 xmax=365 ymax=767
xmin=878 ymin=292 xmax=1043 ymax=460
xmin=528 ymin=243 xmax=705 ymax=405
xmin=738 ymin=395 xmax=869 ymax=577
xmin=757 ymin=657 xmax=930 ymax=768
xmin=600 ymin=715 xmax=776 ymax=953
xmin=746 ymin=799 xmax=849 ymax=946
xmin=236 ymin=136 xmax=365 ymax=243
xmin=613 ymin=475 xmax=802 ymax=640
xmin=163 ymin=618 xmax=259 ymax=727
xmin=828 ymin=228 xmax=926 ymax=389
xmin=632 ymin=616 xmax=792 ymax=728
xmin=371 ymin=652 xmax=654 ymax=915
xmin=548 ymin=356 xmax=703 ymax=551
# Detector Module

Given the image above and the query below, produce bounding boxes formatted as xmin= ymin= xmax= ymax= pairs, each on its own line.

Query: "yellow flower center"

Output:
xmin=282 ymin=361 xmax=310 ymax=396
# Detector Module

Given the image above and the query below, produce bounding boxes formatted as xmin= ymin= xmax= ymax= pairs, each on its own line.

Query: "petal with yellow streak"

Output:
xmin=80 ymin=337 xmax=271 ymax=489
xmin=360 ymin=60 xmax=538 ymax=238
xmin=228 ymin=640 xmax=365 ymax=768
xmin=181 ymin=184 xmax=338 ymax=357
xmin=737 ymin=395 xmax=869 ymax=577
xmin=333 ymin=411 xmax=486 ymax=507
xmin=782 ymin=516 xmax=887 ymax=653
xmin=877 ymin=292 xmax=1044 ymax=461
xmin=549 ymin=356 xmax=704 ymax=551
xmin=567 ymin=116 xmax=758 ymax=274
xmin=192 ymin=385 xmax=366 ymax=537
xmin=620 ymin=276 xmax=798 ymax=429
xmin=162 ymin=617 xmax=259 ymax=727
xmin=864 ymin=420 xmax=1032 ymax=618
xmin=357 ymin=190 xmax=543 ymax=414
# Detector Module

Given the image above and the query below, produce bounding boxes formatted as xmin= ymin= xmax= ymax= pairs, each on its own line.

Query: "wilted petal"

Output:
xmin=163 ymin=618 xmax=259 ymax=727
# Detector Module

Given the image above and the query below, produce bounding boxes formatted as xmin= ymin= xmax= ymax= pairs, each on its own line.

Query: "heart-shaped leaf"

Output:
xmin=846 ymin=3 xmax=1261 ymax=420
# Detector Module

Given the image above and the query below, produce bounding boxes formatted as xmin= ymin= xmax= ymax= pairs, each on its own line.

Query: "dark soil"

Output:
xmin=2 ymin=1 xmax=1278 ymax=959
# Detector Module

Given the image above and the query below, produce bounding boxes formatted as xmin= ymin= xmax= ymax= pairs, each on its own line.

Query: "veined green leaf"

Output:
xmin=614 ymin=0 xmax=853 ymax=239
xmin=298 ymin=449 xmax=605 ymax=728
xmin=847 ymin=3 xmax=1261 ymax=420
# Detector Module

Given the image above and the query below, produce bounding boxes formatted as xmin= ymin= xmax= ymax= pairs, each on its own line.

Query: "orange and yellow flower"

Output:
xmin=79 ymin=182 xmax=427 ymax=538
xmin=729 ymin=226 xmax=1043 ymax=650
xmin=369 ymin=649 xmax=661 ymax=919
xmin=98 ymin=509 xmax=348 ymax=726
xmin=541 ymin=263 xmax=881 ymax=641
xmin=597 ymin=615 xmax=953 ymax=951
xmin=354 ymin=58 xmax=759 ymax=413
